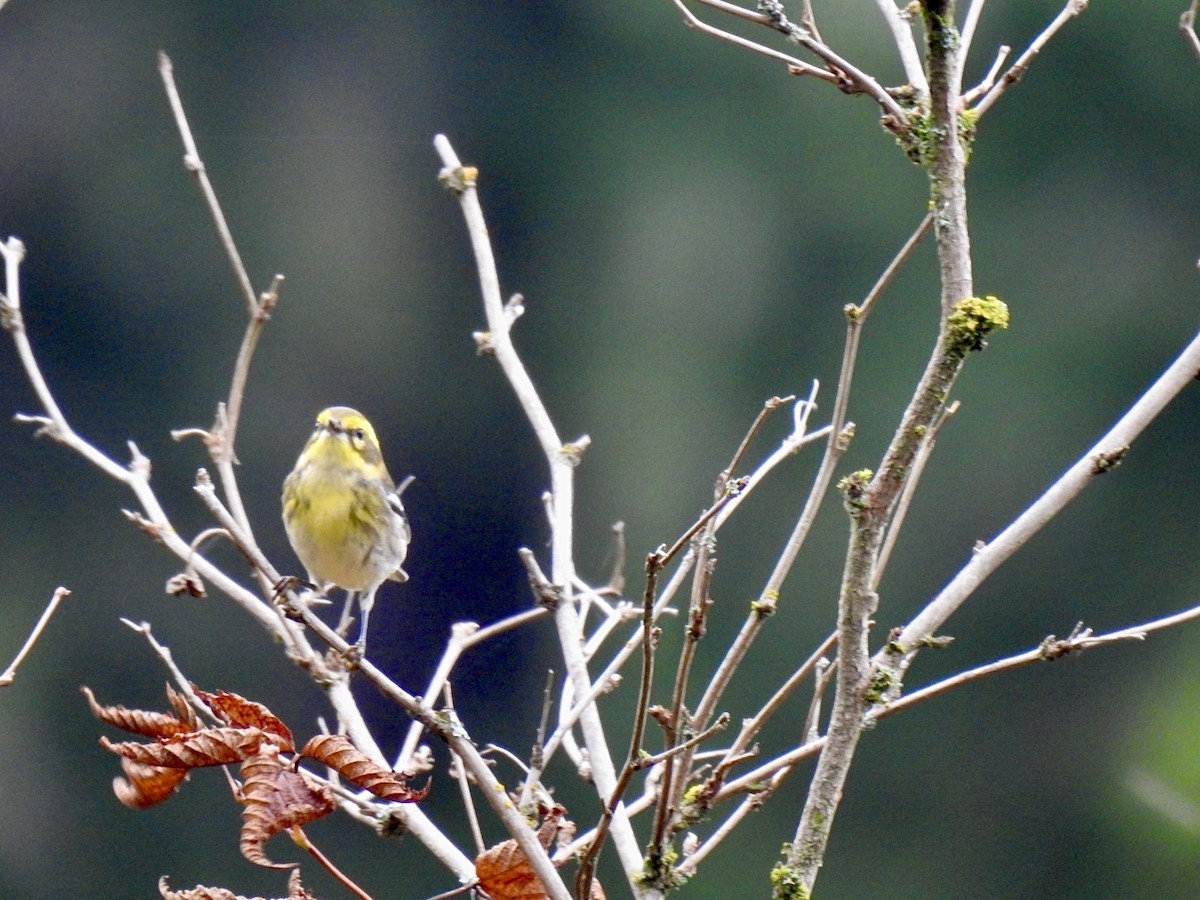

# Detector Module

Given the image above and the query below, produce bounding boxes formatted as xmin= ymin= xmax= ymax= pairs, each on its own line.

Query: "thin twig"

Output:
xmin=726 ymin=395 xmax=796 ymax=482
xmin=523 ymin=559 xmax=692 ymax=802
xmin=531 ymin=668 xmax=556 ymax=773
xmin=292 ymin=826 xmax=374 ymax=900
xmin=883 ymin=311 xmax=1200 ymax=675
xmin=687 ymin=210 xmax=932 ymax=743
xmin=651 ymin=425 xmax=763 ymax=836
xmin=671 ymin=0 xmax=836 ymax=82
xmin=710 ymin=0 xmax=912 ymax=126
xmin=396 ymin=622 xmax=478 ymax=769
xmin=716 ymin=736 xmax=825 ymax=802
xmin=871 ymin=0 xmax=928 ymax=98
xmin=651 ymin=395 xmax=795 ymax=854
xmin=462 ymin=607 xmax=548 ymax=649
xmin=157 ymin=52 xmax=257 ymax=316
xmin=0 ymin=587 xmax=70 ymax=687
xmin=859 ymin=211 xmax=935 ymax=321
xmin=603 ymin=520 xmax=627 ymax=595
xmin=120 ymin=619 xmax=223 ymax=724
xmin=717 ymin=630 xmax=836 ymax=770
xmin=635 ymin=713 xmax=730 ymax=770
xmin=959 ymin=0 xmax=988 ymax=70
xmin=447 ymin=695 xmax=488 ymax=857
xmin=192 ymin=471 xmax=312 ymax=653
xmin=660 ymin=479 xmax=748 ymax=568
xmin=712 ymin=390 xmax=828 ymax=532
xmin=159 ymin=53 xmax=281 ymax=562
xmin=961 ymin=45 xmax=1011 ymax=106
xmin=577 ymin=544 xmax=671 ymax=897
xmin=873 ymin=400 xmax=960 ymax=586
xmin=1184 ymin=1 xmax=1200 ymax=63
xmin=802 ymin=658 xmax=834 ymax=742
xmin=675 ymin=764 xmax=789 ymax=878
xmin=973 ymin=0 xmax=1090 ymax=118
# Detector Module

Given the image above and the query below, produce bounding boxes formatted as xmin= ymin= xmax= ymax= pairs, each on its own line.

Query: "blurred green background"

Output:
xmin=2 ymin=2 xmax=1200 ymax=897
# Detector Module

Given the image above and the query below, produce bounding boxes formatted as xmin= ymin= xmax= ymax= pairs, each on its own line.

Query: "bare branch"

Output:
xmin=636 ymin=713 xmax=730 ymax=769
xmin=396 ymin=622 xmax=478 ymax=769
xmin=688 ymin=211 xmax=932 ymax=742
xmin=157 ymin=52 xmax=257 ymax=316
xmin=959 ymin=0 xmax=987 ymax=69
xmin=973 ymin=0 xmax=1090 ymax=118
xmin=871 ymin=0 xmax=929 ymax=97
xmin=671 ymin=0 xmax=836 ymax=82
xmin=883 ymin=314 xmax=1200 ymax=675
xmin=786 ymin=10 xmax=980 ymax=888
xmin=874 ymin=624 xmax=1143 ymax=720
xmin=433 ymin=134 xmax=647 ymax=896
xmin=159 ymin=54 xmax=282 ymax=560
xmin=961 ymin=45 xmax=1011 ymax=106
xmin=1184 ymin=1 xmax=1200 ymax=63
xmin=719 ymin=630 xmax=837 ymax=769
xmin=873 ymin=400 xmax=960 ymax=585
xmin=0 ymin=587 xmax=70 ymax=687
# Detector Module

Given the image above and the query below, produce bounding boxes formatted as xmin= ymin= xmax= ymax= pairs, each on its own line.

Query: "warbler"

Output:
xmin=282 ymin=406 xmax=410 ymax=652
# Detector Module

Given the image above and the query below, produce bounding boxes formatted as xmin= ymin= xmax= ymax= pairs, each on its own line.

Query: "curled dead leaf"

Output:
xmin=113 ymin=758 xmax=189 ymax=809
xmin=240 ymin=743 xmax=334 ymax=869
xmin=83 ymin=686 xmax=196 ymax=739
xmin=475 ymin=840 xmax=605 ymax=900
xmin=101 ymin=726 xmax=263 ymax=769
xmin=158 ymin=870 xmax=312 ymax=899
xmin=301 ymin=733 xmax=429 ymax=802
xmin=165 ymin=572 xmax=207 ymax=598
xmin=193 ymin=687 xmax=294 ymax=751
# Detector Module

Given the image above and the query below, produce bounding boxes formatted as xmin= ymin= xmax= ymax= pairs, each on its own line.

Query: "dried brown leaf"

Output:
xmin=82 ymin=686 xmax=194 ymax=739
xmin=101 ymin=726 xmax=263 ymax=769
xmin=285 ymin=870 xmax=313 ymax=900
xmin=475 ymin=806 xmax=603 ymax=900
xmin=166 ymin=572 xmax=207 ymax=597
xmin=113 ymin=758 xmax=189 ymax=808
xmin=157 ymin=869 xmax=312 ymax=900
xmin=157 ymin=877 xmax=241 ymax=899
xmin=240 ymin=744 xmax=334 ymax=869
xmin=476 ymin=838 xmax=550 ymax=900
xmin=194 ymin=687 xmax=294 ymax=751
xmin=300 ymin=733 xmax=429 ymax=802
xmin=164 ymin=684 xmax=200 ymax=731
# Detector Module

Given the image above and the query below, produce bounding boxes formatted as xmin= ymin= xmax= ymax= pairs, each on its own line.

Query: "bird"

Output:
xmin=281 ymin=406 xmax=410 ymax=653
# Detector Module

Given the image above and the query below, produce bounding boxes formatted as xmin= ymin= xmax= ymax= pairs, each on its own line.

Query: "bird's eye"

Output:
xmin=353 ymin=428 xmax=366 ymax=441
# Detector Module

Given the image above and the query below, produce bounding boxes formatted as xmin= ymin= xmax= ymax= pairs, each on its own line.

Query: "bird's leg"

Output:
xmin=336 ymin=590 xmax=358 ymax=636
xmin=354 ymin=587 xmax=377 ymax=655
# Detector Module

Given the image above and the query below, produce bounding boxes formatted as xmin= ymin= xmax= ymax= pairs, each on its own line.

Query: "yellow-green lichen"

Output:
xmin=864 ymin=667 xmax=895 ymax=704
xmin=946 ymin=295 xmax=1009 ymax=355
xmin=770 ymin=861 xmax=810 ymax=900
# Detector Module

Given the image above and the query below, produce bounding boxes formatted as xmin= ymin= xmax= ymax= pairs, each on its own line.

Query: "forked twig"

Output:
xmin=973 ymin=0 xmax=1090 ymax=118
xmin=158 ymin=52 xmax=282 ymax=545
xmin=670 ymin=0 xmax=835 ymax=82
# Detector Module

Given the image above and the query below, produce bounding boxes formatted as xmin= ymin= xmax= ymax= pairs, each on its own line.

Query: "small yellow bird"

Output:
xmin=281 ymin=406 xmax=411 ymax=652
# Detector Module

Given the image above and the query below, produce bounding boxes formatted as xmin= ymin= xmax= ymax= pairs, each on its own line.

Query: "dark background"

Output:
xmin=2 ymin=2 xmax=1200 ymax=898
